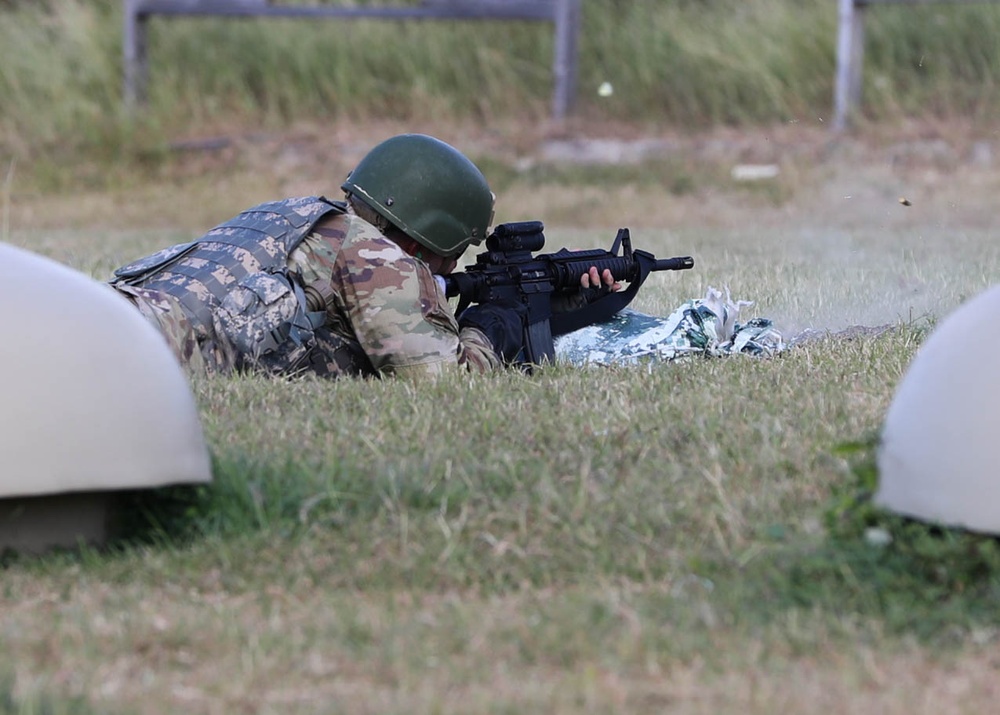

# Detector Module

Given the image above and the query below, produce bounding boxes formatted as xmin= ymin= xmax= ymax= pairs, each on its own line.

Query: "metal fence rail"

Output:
xmin=123 ymin=0 xmax=580 ymax=119
xmin=834 ymin=0 xmax=998 ymax=131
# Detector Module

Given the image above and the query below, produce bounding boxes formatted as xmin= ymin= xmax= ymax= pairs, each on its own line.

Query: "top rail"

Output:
xmin=131 ymin=0 xmax=558 ymax=21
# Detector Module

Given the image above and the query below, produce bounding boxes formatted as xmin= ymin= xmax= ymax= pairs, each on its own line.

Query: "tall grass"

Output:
xmin=2 ymin=0 xmax=1000 ymax=164
xmin=0 ymin=1 xmax=125 ymax=154
xmin=864 ymin=3 xmax=1000 ymax=120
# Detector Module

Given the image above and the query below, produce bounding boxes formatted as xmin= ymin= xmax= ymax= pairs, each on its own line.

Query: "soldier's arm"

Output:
xmin=334 ymin=230 xmax=502 ymax=376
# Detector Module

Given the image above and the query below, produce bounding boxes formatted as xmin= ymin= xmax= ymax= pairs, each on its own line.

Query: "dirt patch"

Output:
xmin=5 ymin=118 xmax=1000 ymax=234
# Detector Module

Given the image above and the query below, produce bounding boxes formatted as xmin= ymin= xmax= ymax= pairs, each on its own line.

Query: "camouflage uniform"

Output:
xmin=110 ymin=196 xmax=500 ymax=378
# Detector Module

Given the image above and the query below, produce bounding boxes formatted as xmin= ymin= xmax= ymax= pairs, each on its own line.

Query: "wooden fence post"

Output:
xmin=552 ymin=0 xmax=580 ymax=121
xmin=122 ymin=0 xmax=148 ymax=108
xmin=833 ymin=0 xmax=867 ymax=132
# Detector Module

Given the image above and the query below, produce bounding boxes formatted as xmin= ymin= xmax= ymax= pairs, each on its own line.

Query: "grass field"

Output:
xmin=3 ymin=123 xmax=1000 ymax=713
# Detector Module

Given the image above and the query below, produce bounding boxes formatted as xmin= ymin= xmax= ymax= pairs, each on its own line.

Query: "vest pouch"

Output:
xmin=112 ymin=241 xmax=199 ymax=283
xmin=213 ymin=270 xmax=319 ymax=372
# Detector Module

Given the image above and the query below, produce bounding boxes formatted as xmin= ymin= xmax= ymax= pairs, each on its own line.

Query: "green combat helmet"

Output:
xmin=342 ymin=134 xmax=495 ymax=258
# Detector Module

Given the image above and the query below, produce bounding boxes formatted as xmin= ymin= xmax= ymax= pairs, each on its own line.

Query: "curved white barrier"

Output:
xmin=876 ymin=284 xmax=1000 ymax=533
xmin=0 ymin=242 xmax=211 ymax=499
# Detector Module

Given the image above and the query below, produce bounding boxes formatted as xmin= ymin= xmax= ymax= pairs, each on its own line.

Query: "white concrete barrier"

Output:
xmin=0 ymin=242 xmax=211 ymax=552
xmin=876 ymin=284 xmax=1000 ymax=533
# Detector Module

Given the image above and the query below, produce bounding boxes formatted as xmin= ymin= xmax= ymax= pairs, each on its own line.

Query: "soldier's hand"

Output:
xmin=580 ymin=266 xmax=621 ymax=292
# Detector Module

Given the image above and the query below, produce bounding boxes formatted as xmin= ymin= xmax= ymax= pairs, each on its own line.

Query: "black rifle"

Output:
xmin=443 ymin=221 xmax=694 ymax=366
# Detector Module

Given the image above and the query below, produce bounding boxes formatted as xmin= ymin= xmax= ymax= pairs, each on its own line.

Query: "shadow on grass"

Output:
xmin=113 ymin=449 xmax=473 ymax=547
xmin=114 ymin=453 xmax=355 ymax=545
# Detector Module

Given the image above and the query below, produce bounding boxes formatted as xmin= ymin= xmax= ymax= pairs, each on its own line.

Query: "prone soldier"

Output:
xmin=109 ymin=133 xmax=618 ymax=378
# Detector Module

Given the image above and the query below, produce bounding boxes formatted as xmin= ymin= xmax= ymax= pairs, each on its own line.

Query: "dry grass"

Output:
xmin=5 ymin=567 xmax=1000 ymax=714
xmin=3 ymin=122 xmax=1000 ymax=714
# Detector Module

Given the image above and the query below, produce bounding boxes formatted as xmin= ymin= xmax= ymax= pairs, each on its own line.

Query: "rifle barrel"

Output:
xmin=654 ymin=256 xmax=694 ymax=271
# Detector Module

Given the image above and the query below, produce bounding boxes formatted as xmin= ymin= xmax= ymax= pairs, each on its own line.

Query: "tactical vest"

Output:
xmin=112 ymin=196 xmax=345 ymax=329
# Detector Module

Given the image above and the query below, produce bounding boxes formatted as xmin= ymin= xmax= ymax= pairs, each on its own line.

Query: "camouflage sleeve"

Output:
xmin=333 ymin=220 xmax=502 ymax=376
xmin=454 ymin=326 xmax=503 ymax=374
